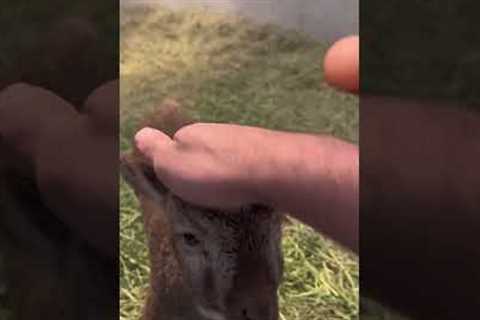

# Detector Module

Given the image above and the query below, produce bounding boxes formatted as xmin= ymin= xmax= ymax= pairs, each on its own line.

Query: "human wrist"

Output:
xmin=236 ymin=128 xmax=291 ymax=206
xmin=251 ymin=131 xmax=358 ymax=212
xmin=247 ymin=131 xmax=326 ymax=208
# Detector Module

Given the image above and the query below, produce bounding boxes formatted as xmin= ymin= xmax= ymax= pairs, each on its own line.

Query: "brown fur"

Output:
xmin=121 ymin=100 xmax=196 ymax=318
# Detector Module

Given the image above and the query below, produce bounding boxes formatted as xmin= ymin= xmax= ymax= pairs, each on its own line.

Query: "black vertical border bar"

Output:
xmin=361 ymin=1 xmax=480 ymax=319
xmin=0 ymin=0 xmax=119 ymax=319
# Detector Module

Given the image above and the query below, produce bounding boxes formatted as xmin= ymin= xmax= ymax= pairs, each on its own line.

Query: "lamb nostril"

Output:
xmin=242 ymin=308 xmax=253 ymax=320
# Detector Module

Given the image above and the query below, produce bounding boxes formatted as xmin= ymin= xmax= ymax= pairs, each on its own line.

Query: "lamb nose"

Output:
xmin=241 ymin=306 xmax=277 ymax=320
xmin=242 ymin=308 xmax=254 ymax=320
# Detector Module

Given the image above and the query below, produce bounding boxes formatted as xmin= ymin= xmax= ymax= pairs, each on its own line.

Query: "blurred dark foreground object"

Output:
xmin=0 ymin=2 xmax=117 ymax=107
xmin=361 ymin=95 xmax=480 ymax=319
xmin=0 ymin=1 xmax=118 ymax=318
xmin=0 ymin=81 xmax=118 ymax=320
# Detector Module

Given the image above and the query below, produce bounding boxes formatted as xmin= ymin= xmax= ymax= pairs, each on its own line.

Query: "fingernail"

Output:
xmin=134 ymin=127 xmax=156 ymax=155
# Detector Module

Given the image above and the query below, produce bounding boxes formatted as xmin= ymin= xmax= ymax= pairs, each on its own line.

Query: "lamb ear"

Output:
xmin=119 ymin=153 xmax=168 ymax=203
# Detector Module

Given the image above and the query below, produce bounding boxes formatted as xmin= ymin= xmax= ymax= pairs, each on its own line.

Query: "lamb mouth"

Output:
xmin=196 ymin=304 xmax=226 ymax=320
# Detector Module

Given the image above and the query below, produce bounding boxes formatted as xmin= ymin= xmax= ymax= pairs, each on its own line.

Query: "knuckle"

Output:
xmin=173 ymin=123 xmax=200 ymax=142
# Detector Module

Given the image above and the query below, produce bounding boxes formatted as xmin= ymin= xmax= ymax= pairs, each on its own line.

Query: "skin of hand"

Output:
xmin=323 ymin=35 xmax=359 ymax=92
xmin=0 ymin=81 xmax=118 ymax=259
xmin=135 ymin=35 xmax=360 ymax=251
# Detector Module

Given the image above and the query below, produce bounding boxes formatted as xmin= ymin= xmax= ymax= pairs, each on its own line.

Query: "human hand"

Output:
xmin=0 ymin=81 xmax=118 ymax=259
xmin=134 ymin=35 xmax=359 ymax=210
xmin=135 ymin=123 xmax=289 ymax=209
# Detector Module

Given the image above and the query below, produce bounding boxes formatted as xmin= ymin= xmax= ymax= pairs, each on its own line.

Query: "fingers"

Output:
xmin=324 ymin=35 xmax=359 ymax=93
xmin=0 ymin=83 xmax=77 ymax=158
xmin=0 ymin=82 xmax=117 ymax=257
xmin=135 ymin=127 xmax=174 ymax=164
xmin=83 ymin=80 xmax=119 ymax=134
xmin=35 ymin=132 xmax=119 ymax=259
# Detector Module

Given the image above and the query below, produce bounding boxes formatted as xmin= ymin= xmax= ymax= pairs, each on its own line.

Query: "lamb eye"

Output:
xmin=182 ymin=233 xmax=200 ymax=246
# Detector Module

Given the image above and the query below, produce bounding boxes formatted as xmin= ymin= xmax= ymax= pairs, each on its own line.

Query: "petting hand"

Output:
xmin=134 ymin=35 xmax=360 ymax=211
xmin=135 ymin=123 xmax=287 ymax=209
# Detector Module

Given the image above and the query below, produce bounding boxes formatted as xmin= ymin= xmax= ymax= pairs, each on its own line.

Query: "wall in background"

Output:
xmin=121 ymin=0 xmax=358 ymax=43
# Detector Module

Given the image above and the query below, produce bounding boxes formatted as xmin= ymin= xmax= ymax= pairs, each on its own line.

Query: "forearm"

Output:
xmin=256 ymin=131 xmax=359 ymax=252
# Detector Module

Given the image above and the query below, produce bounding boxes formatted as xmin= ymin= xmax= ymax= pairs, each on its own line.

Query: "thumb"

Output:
xmin=134 ymin=127 xmax=173 ymax=163
xmin=324 ymin=35 xmax=359 ymax=93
